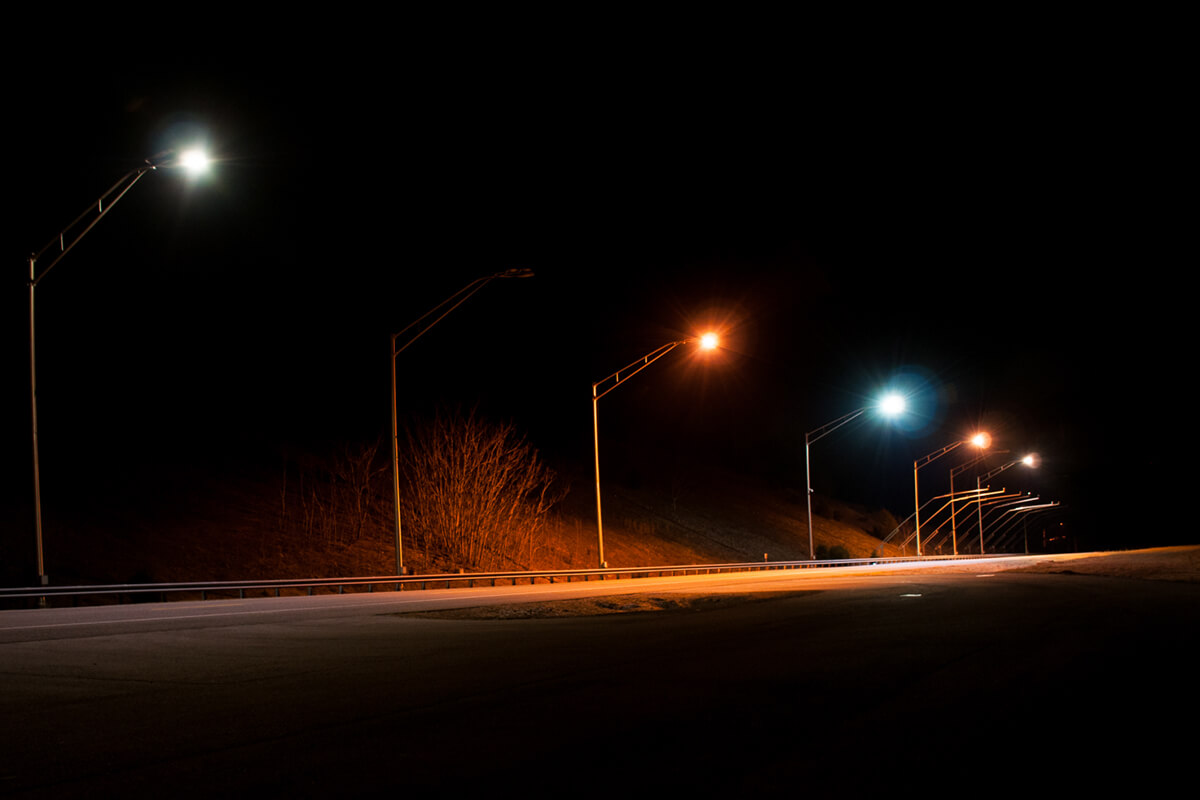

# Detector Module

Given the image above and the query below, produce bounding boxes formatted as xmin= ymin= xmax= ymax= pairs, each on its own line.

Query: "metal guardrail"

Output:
xmin=0 ymin=554 xmax=1004 ymax=607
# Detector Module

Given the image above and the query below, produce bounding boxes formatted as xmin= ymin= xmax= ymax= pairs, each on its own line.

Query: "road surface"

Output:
xmin=1 ymin=552 xmax=1196 ymax=796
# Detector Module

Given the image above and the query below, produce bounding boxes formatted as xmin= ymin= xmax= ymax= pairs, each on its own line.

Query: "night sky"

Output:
xmin=2 ymin=38 xmax=1185 ymax=575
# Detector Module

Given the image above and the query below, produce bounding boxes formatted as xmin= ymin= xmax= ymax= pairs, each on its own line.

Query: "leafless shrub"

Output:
xmin=398 ymin=409 xmax=567 ymax=571
xmin=275 ymin=412 xmax=564 ymax=572
xmin=278 ymin=440 xmax=391 ymax=545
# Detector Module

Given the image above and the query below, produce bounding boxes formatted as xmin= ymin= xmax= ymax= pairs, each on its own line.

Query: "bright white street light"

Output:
xmin=27 ymin=147 xmax=213 ymax=593
xmin=879 ymin=393 xmax=906 ymax=417
xmin=179 ymin=148 xmax=210 ymax=175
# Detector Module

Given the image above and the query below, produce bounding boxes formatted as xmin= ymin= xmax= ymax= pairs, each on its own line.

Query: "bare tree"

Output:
xmin=398 ymin=408 xmax=566 ymax=571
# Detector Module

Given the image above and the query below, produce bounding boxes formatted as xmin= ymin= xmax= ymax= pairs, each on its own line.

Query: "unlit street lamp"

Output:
xmin=389 ymin=268 xmax=534 ymax=577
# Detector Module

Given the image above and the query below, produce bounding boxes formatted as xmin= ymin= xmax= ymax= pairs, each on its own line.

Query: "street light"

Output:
xmin=913 ymin=432 xmax=990 ymax=556
xmin=804 ymin=392 xmax=905 ymax=560
xmin=389 ymin=268 xmax=534 ymax=577
xmin=179 ymin=149 xmax=210 ymax=174
xmin=948 ymin=450 xmax=1010 ymax=555
xmin=26 ymin=148 xmax=209 ymax=589
xmin=975 ymin=454 xmax=1038 ymax=554
xmin=591 ymin=333 xmax=720 ymax=568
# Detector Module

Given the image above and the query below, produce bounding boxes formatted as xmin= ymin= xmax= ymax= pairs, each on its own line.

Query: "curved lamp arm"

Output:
xmin=391 ymin=268 xmax=534 ymax=357
xmin=592 ymin=340 xmax=689 ymax=401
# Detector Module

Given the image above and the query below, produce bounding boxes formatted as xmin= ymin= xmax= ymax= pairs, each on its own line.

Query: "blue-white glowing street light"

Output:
xmin=804 ymin=392 xmax=906 ymax=560
xmin=27 ymin=148 xmax=210 ymax=590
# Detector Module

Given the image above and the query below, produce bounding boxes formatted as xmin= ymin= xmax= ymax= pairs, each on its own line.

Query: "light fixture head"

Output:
xmin=178 ymin=148 xmax=210 ymax=175
xmin=878 ymin=393 xmax=906 ymax=417
xmin=498 ymin=268 xmax=535 ymax=279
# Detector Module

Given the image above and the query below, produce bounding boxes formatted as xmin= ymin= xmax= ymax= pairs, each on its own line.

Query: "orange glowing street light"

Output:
xmin=26 ymin=147 xmax=210 ymax=592
xmin=591 ymin=333 xmax=720 ymax=568
xmin=913 ymin=432 xmax=991 ymax=556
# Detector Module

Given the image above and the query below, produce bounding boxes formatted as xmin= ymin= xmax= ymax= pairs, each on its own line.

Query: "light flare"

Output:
xmin=179 ymin=148 xmax=210 ymax=175
xmin=879 ymin=393 xmax=906 ymax=417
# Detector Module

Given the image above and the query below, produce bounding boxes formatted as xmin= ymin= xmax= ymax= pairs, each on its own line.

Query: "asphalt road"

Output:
xmin=2 ymin=555 xmax=1196 ymax=797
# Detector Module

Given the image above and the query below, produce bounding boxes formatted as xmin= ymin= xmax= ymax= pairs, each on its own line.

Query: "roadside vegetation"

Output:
xmin=2 ymin=409 xmax=906 ymax=587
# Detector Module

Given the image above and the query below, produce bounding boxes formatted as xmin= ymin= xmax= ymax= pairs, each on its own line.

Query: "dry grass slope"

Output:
xmin=4 ymin=457 xmax=905 ymax=587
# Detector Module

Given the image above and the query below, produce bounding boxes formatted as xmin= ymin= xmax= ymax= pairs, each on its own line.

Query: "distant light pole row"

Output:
xmin=989 ymin=500 xmax=1061 ymax=552
xmin=26 ymin=149 xmax=209 ymax=590
xmin=949 ymin=452 xmax=996 ymax=555
xmin=975 ymin=455 xmax=1037 ymax=554
xmin=913 ymin=433 xmax=991 ymax=556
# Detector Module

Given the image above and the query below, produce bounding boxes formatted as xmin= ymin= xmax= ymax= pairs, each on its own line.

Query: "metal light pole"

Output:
xmin=804 ymin=393 xmax=905 ymax=560
xmin=947 ymin=451 xmax=1005 ymax=555
xmin=26 ymin=149 xmax=208 ymax=589
xmin=974 ymin=454 xmax=1037 ymax=554
xmin=389 ymin=268 xmax=533 ymax=577
xmin=591 ymin=333 xmax=719 ymax=568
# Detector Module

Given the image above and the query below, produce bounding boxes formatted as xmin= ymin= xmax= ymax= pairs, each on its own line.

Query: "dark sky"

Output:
xmin=2 ymin=39 xmax=1184 ymax=564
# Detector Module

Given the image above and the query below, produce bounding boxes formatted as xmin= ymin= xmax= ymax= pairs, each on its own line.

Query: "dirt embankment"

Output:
xmin=1004 ymin=546 xmax=1200 ymax=583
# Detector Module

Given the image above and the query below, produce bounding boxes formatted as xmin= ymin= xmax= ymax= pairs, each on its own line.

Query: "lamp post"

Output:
xmin=389 ymin=268 xmax=533 ymax=577
xmin=913 ymin=432 xmax=990 ymax=556
xmin=591 ymin=333 xmax=719 ymax=568
xmin=804 ymin=393 xmax=905 ymax=560
xmin=27 ymin=149 xmax=209 ymax=589
xmin=975 ymin=454 xmax=1037 ymax=554
xmin=948 ymin=451 xmax=1009 ymax=555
